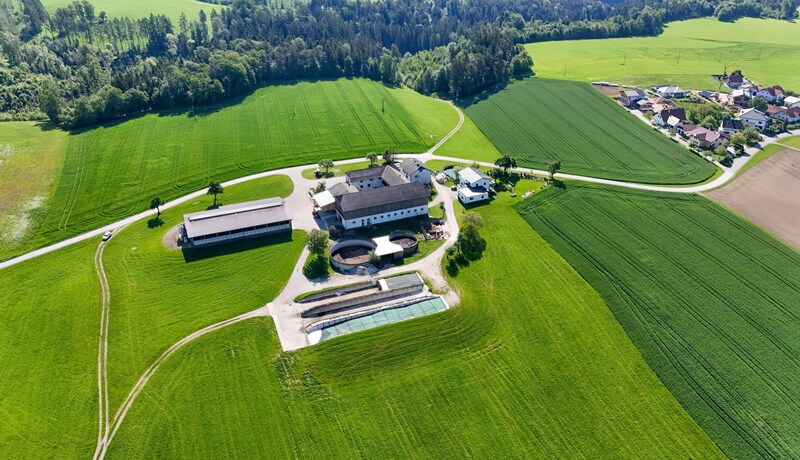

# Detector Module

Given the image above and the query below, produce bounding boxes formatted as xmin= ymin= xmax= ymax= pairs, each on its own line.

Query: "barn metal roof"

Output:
xmin=183 ymin=197 xmax=290 ymax=238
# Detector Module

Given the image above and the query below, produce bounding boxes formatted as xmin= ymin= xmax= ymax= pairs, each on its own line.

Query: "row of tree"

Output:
xmin=1 ymin=0 xmax=798 ymax=127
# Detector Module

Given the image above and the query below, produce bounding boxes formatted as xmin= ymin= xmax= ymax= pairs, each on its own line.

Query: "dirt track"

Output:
xmin=708 ymin=148 xmax=800 ymax=250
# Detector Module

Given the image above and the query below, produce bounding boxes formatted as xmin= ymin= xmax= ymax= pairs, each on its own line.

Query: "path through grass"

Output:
xmin=105 ymin=185 xmax=721 ymax=458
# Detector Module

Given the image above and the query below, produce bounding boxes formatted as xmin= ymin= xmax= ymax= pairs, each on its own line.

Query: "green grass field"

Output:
xmin=0 ymin=79 xmax=456 ymax=262
xmin=104 ymin=184 xmax=721 ymax=458
xmin=526 ymin=18 xmax=800 ymax=91
xmin=0 ymin=122 xmax=66 ymax=257
xmin=103 ymin=175 xmax=304 ymax=409
xmin=40 ymin=0 xmax=214 ymax=24
xmin=780 ymin=135 xmax=800 ymax=150
xmin=519 ymin=184 xmax=800 ymax=459
xmin=0 ymin=239 xmax=99 ymax=458
xmin=458 ymin=78 xmax=716 ymax=184
xmin=0 ymin=175 xmax=304 ymax=457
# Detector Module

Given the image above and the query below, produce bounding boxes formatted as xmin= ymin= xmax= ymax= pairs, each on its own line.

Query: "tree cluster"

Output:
xmin=0 ymin=0 xmax=796 ymax=127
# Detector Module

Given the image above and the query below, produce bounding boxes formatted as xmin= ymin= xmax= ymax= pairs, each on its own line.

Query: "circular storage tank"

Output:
xmin=388 ymin=231 xmax=419 ymax=257
xmin=329 ymin=239 xmax=378 ymax=272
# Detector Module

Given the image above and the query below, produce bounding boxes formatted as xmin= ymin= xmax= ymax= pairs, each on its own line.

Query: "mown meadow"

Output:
xmin=459 ymin=78 xmax=716 ymax=184
xmin=104 ymin=185 xmax=721 ymax=458
xmin=519 ymin=184 xmax=800 ymax=459
xmin=0 ymin=175 xmax=304 ymax=457
xmin=40 ymin=0 xmax=213 ymax=24
xmin=526 ymin=17 xmax=800 ymax=91
xmin=0 ymin=79 xmax=456 ymax=262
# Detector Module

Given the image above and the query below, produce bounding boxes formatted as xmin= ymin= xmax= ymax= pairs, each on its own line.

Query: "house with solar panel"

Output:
xmin=179 ymin=197 xmax=292 ymax=247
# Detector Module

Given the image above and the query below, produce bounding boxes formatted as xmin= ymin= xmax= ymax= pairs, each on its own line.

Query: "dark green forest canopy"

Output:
xmin=1 ymin=0 xmax=797 ymax=128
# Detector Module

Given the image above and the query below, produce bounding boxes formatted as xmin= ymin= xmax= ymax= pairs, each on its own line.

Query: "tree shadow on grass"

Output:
xmin=181 ymin=231 xmax=294 ymax=263
xmin=147 ymin=217 xmax=164 ymax=228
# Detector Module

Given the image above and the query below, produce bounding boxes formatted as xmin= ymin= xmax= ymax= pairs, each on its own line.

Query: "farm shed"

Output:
xmin=335 ymin=182 xmax=429 ymax=229
xmin=181 ymin=197 xmax=292 ymax=247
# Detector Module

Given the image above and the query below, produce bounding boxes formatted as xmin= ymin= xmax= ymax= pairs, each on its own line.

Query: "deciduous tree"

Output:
xmin=207 ymin=181 xmax=224 ymax=206
xmin=150 ymin=197 xmax=164 ymax=216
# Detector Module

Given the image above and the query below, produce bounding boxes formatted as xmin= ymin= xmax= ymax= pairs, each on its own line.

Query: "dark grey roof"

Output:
xmin=329 ymin=182 xmax=357 ymax=197
xmin=336 ymin=182 xmax=429 ymax=220
xmin=721 ymin=119 xmax=744 ymax=130
xmin=381 ymin=167 xmax=408 ymax=186
xmin=398 ymin=158 xmax=430 ymax=175
xmin=658 ymin=108 xmax=686 ymax=121
xmin=621 ymin=89 xmax=646 ymax=98
xmin=346 ymin=165 xmax=389 ymax=181
xmin=183 ymin=197 xmax=290 ymax=238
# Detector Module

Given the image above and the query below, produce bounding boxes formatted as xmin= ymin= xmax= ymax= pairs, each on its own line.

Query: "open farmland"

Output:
xmin=0 ymin=175 xmax=303 ymax=457
xmin=40 ymin=0 xmax=215 ymax=24
xmin=709 ymin=147 xmax=800 ymax=250
xmin=519 ymin=184 xmax=800 ymax=459
xmin=102 ymin=175 xmax=303 ymax=410
xmin=526 ymin=17 xmax=800 ymax=91
xmin=105 ymin=188 xmax=720 ymax=458
xmin=0 ymin=123 xmax=66 ymax=258
xmin=459 ymin=78 xmax=716 ymax=184
xmin=0 ymin=239 xmax=99 ymax=458
xmin=2 ymin=79 xmax=456 ymax=262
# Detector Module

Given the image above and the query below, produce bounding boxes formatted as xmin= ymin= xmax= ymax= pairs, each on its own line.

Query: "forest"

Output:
xmin=0 ymin=0 xmax=797 ymax=128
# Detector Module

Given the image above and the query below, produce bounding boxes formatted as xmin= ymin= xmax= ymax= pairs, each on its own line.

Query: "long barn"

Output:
xmin=180 ymin=197 xmax=292 ymax=247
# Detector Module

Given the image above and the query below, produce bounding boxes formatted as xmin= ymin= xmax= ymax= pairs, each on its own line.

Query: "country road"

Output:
xmin=0 ymin=101 xmax=795 ymax=271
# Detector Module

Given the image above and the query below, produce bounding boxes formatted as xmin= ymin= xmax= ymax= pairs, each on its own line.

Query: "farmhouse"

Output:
xmin=180 ymin=197 xmax=292 ymax=247
xmin=346 ymin=165 xmax=407 ymax=189
xmin=739 ymin=108 xmax=769 ymax=130
xmin=636 ymin=98 xmax=654 ymax=112
xmin=397 ymin=158 xmax=432 ymax=184
xmin=719 ymin=119 xmax=744 ymax=135
xmin=335 ymin=182 xmax=429 ymax=229
xmin=457 ymin=167 xmax=492 ymax=204
xmin=653 ymin=108 xmax=687 ymax=127
xmin=688 ymin=127 xmax=728 ymax=149
xmin=654 ymin=86 xmax=688 ymax=98
xmin=619 ymin=89 xmax=647 ymax=107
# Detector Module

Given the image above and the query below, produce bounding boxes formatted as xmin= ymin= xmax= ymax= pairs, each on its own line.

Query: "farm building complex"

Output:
xmin=180 ymin=197 xmax=292 ymax=247
xmin=457 ymin=167 xmax=493 ymax=204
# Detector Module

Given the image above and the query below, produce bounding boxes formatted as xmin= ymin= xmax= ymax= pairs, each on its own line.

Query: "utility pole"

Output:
xmin=563 ymin=62 xmax=567 ymax=76
xmin=381 ymin=97 xmax=385 ymax=113
xmin=622 ymin=53 xmax=626 ymax=67
xmin=676 ymin=50 xmax=681 ymax=64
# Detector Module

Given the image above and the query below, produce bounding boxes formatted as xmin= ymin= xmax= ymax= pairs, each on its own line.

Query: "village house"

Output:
xmin=725 ymin=70 xmax=745 ymax=89
xmin=636 ymin=99 xmax=654 ymax=112
xmin=457 ymin=167 xmax=493 ymax=204
xmin=766 ymin=104 xmax=789 ymax=122
xmin=751 ymin=85 xmax=785 ymax=102
xmin=653 ymin=108 xmax=687 ymax=127
xmin=619 ymin=89 xmax=647 ymax=107
xmin=719 ymin=119 xmax=744 ymax=135
xmin=688 ymin=127 xmax=729 ymax=149
xmin=654 ymin=86 xmax=688 ymax=98
xmin=731 ymin=88 xmax=750 ymax=106
xmin=738 ymin=108 xmax=769 ymax=130
xmin=784 ymin=96 xmax=800 ymax=109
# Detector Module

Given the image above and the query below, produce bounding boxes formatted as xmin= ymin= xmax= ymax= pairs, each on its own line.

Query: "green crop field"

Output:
xmin=104 ymin=185 xmax=720 ymax=458
xmin=0 ymin=79 xmax=456 ymax=262
xmin=0 ymin=123 xmax=66 ymax=258
xmin=0 ymin=175 xmax=304 ymax=457
xmin=0 ymin=239 xmax=100 ymax=458
xmin=458 ymin=78 xmax=716 ymax=184
xmin=519 ymin=184 xmax=800 ymax=459
xmin=526 ymin=18 xmax=800 ymax=92
xmin=40 ymin=0 xmax=215 ymax=24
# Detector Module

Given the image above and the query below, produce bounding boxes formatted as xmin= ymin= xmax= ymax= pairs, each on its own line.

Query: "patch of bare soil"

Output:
xmin=707 ymin=148 xmax=800 ymax=250
xmin=162 ymin=225 xmax=181 ymax=250
xmin=592 ymin=84 xmax=621 ymax=97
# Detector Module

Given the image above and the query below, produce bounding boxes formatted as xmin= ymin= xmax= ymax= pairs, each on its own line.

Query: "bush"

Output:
xmin=303 ymin=255 xmax=330 ymax=279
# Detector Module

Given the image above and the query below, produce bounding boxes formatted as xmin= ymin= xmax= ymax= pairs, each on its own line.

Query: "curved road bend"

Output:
xmin=0 ymin=105 xmax=795 ymax=271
